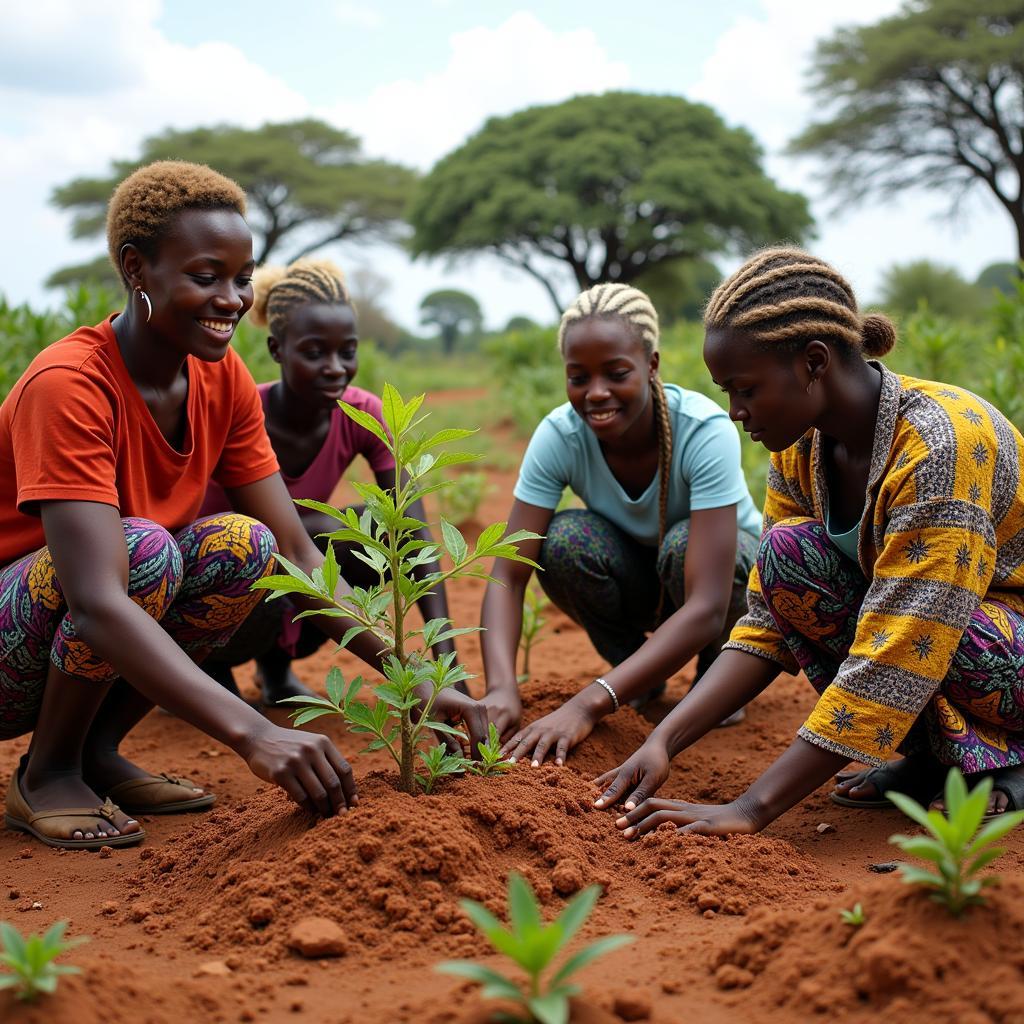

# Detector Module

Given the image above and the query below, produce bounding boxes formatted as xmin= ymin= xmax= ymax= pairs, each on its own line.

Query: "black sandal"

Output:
xmin=830 ymin=757 xmax=947 ymax=809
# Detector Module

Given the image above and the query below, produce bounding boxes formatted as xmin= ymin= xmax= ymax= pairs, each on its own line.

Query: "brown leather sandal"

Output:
xmin=105 ymin=773 xmax=216 ymax=815
xmin=5 ymin=769 xmax=144 ymax=851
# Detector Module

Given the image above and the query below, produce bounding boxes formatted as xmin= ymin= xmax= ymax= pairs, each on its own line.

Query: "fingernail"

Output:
xmin=593 ymin=798 xmax=604 ymax=807
xmin=623 ymin=826 xmax=635 ymax=837
xmin=531 ymin=759 xmax=539 ymax=768
xmin=508 ymin=757 xmax=516 ymax=764
xmin=615 ymin=816 xmax=627 ymax=826
xmin=625 ymin=801 xmax=636 ymax=811
xmin=555 ymin=758 xmax=563 ymax=766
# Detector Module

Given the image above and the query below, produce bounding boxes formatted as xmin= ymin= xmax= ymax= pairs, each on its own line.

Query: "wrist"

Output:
xmin=577 ymin=682 xmax=614 ymax=718
xmin=733 ymin=790 xmax=771 ymax=832
xmin=230 ymin=714 xmax=273 ymax=760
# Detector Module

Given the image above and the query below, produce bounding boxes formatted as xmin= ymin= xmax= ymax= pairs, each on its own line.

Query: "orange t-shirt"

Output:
xmin=0 ymin=316 xmax=280 ymax=567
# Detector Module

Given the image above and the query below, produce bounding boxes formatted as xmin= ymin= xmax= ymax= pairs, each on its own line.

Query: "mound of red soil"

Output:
xmin=713 ymin=875 xmax=1024 ymax=1023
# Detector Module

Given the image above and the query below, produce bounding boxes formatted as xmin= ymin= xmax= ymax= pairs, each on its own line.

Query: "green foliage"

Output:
xmin=436 ymin=872 xmax=632 ymax=1024
xmin=438 ymin=470 xmax=492 ymax=527
xmin=976 ymin=262 xmax=1021 ymax=296
xmin=256 ymin=384 xmax=538 ymax=794
xmin=788 ymin=1 xmax=1024 ymax=260
xmin=518 ymin=583 xmax=549 ymax=683
xmin=411 ymin=91 xmax=813 ymax=316
xmin=633 ymin=258 xmax=723 ymax=325
xmin=467 ymin=723 xmax=514 ymax=779
xmin=888 ymin=767 xmax=1024 ymax=916
xmin=838 ymin=903 xmax=865 ymax=927
xmin=0 ymin=921 xmax=87 ymax=1002
xmin=877 ymin=260 xmax=988 ymax=321
xmin=49 ymin=119 xmax=417 ymax=275
xmin=419 ymin=289 xmax=483 ymax=356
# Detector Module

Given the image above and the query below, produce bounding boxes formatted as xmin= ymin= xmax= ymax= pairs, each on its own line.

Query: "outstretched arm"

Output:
xmin=502 ymin=505 xmax=741 ymax=766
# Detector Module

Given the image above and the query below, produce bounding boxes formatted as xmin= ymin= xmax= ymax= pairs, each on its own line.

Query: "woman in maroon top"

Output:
xmin=200 ymin=258 xmax=458 ymax=705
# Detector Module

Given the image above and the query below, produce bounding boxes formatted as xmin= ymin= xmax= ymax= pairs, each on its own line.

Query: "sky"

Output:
xmin=0 ymin=0 xmax=1016 ymax=332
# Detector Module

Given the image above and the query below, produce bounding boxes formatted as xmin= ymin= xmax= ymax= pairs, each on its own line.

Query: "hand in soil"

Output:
xmin=478 ymin=689 xmax=522 ymax=743
xmin=592 ymin=741 xmax=670 ymax=811
xmin=241 ymin=724 xmax=357 ymax=816
xmin=501 ymin=699 xmax=600 ymax=766
xmin=429 ymin=688 xmax=489 ymax=756
xmin=615 ymin=797 xmax=761 ymax=838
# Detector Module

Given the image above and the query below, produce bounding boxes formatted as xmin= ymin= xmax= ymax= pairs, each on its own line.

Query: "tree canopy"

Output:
xmin=789 ymin=0 xmax=1024 ymax=266
xmin=419 ymin=289 xmax=483 ymax=355
xmin=409 ymin=92 xmax=813 ymax=315
xmin=877 ymin=259 xmax=988 ymax=318
xmin=49 ymin=119 xmax=417 ymax=282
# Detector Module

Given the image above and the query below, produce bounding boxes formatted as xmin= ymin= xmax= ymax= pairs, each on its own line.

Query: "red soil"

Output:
xmin=1 ymin=400 xmax=1022 ymax=1022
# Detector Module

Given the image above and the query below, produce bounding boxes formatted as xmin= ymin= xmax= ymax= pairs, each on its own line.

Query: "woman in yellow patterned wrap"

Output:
xmin=593 ymin=247 xmax=1024 ymax=837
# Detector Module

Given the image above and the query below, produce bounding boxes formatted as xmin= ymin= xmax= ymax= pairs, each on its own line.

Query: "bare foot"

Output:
xmin=832 ymin=755 xmax=943 ymax=804
xmin=930 ymin=764 xmax=1024 ymax=817
xmin=19 ymin=764 xmax=141 ymax=842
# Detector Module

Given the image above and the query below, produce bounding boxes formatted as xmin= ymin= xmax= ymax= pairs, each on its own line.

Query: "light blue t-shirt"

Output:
xmin=513 ymin=383 xmax=762 ymax=548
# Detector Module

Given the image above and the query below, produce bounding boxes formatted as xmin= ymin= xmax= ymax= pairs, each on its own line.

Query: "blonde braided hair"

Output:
xmin=250 ymin=257 xmax=354 ymax=337
xmin=704 ymin=247 xmax=896 ymax=357
xmin=559 ymin=283 xmax=673 ymax=619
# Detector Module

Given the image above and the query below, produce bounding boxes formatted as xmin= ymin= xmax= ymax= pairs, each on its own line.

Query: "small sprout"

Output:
xmin=467 ymin=723 xmax=513 ymax=778
xmin=838 ymin=903 xmax=865 ymax=926
xmin=888 ymin=767 xmax=1024 ymax=916
xmin=518 ymin=583 xmax=549 ymax=683
xmin=0 ymin=920 xmax=87 ymax=1002
xmin=437 ymin=871 xmax=632 ymax=1024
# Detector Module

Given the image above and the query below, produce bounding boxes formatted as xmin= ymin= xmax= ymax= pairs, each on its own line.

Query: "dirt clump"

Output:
xmin=713 ymin=875 xmax=1024 ymax=1022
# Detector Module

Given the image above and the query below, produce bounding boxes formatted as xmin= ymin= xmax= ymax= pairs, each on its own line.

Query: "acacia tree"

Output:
xmin=49 ymin=119 xmax=417 ymax=280
xmin=419 ymin=289 xmax=483 ymax=355
xmin=408 ymin=92 xmax=813 ymax=315
xmin=789 ymin=0 xmax=1024 ymax=267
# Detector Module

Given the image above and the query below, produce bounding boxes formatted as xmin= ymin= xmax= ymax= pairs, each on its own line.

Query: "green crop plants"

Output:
xmin=439 ymin=469 xmax=492 ymax=527
xmin=255 ymin=384 xmax=540 ymax=794
xmin=518 ymin=583 xmax=549 ymax=682
xmin=436 ymin=871 xmax=632 ymax=1024
xmin=0 ymin=921 xmax=87 ymax=1002
xmin=888 ymin=767 xmax=1024 ymax=916
xmin=838 ymin=903 xmax=865 ymax=927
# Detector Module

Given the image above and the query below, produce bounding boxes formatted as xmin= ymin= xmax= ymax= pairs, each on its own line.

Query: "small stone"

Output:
xmin=129 ymin=903 xmax=152 ymax=922
xmin=196 ymin=960 xmax=232 ymax=978
xmin=816 ymin=822 xmax=836 ymax=834
xmin=247 ymin=897 xmax=275 ymax=927
xmin=100 ymin=901 xmax=118 ymax=916
xmin=613 ymin=992 xmax=652 ymax=1020
xmin=139 ymin=848 xmax=154 ymax=861
xmin=661 ymin=979 xmax=681 ymax=994
xmin=287 ymin=917 xmax=347 ymax=959
xmin=18 ymin=848 xmax=32 ymax=860
xmin=99 ymin=846 xmax=114 ymax=858
xmin=30 ymin=901 xmax=43 ymax=910
xmin=868 ymin=861 xmax=899 ymax=874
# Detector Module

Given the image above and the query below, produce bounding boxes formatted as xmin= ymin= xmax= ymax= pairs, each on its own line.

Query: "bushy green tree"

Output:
xmin=49 ymin=119 xmax=417 ymax=276
xmin=419 ymin=289 xmax=483 ymax=355
xmin=877 ymin=260 xmax=988 ymax=319
xmin=977 ymin=262 xmax=1021 ymax=296
xmin=789 ymin=0 xmax=1024 ymax=267
xmin=410 ymin=92 xmax=813 ymax=316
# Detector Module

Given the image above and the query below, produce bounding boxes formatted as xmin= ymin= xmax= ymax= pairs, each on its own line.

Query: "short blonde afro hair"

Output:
xmin=106 ymin=160 xmax=247 ymax=285
xmin=250 ymin=258 xmax=353 ymax=337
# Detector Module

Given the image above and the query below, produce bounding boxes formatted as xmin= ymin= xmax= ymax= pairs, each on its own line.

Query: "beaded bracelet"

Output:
xmin=594 ymin=676 xmax=620 ymax=713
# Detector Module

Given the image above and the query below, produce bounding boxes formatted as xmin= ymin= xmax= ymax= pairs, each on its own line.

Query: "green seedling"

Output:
xmin=0 ymin=921 xmax=87 ymax=1002
xmin=888 ymin=767 xmax=1024 ymax=916
xmin=518 ymin=583 xmax=549 ymax=683
xmin=467 ymin=723 xmax=513 ymax=779
xmin=436 ymin=871 xmax=632 ymax=1024
xmin=838 ymin=903 xmax=865 ymax=927
xmin=255 ymin=384 xmax=540 ymax=795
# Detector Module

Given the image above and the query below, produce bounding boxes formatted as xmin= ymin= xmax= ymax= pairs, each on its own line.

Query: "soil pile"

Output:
xmin=713 ymin=875 xmax=1024 ymax=1023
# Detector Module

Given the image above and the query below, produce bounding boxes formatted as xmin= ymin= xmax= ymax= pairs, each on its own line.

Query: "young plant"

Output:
xmin=467 ymin=723 xmax=513 ymax=778
xmin=518 ymin=583 xmax=549 ymax=683
xmin=838 ymin=903 xmax=865 ymax=927
xmin=888 ymin=767 xmax=1024 ymax=916
xmin=436 ymin=871 xmax=632 ymax=1024
xmin=0 ymin=921 xmax=87 ymax=1002
xmin=255 ymin=384 xmax=539 ymax=795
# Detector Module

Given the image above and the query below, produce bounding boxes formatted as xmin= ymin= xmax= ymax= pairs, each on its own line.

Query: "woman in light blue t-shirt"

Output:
xmin=480 ymin=283 xmax=761 ymax=766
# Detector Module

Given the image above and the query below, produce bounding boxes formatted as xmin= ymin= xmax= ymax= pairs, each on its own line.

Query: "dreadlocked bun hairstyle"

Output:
xmin=250 ymin=258 xmax=354 ymax=337
xmin=107 ymin=161 xmax=247 ymax=286
xmin=703 ymin=247 xmax=897 ymax=359
xmin=559 ymin=283 xmax=673 ymax=617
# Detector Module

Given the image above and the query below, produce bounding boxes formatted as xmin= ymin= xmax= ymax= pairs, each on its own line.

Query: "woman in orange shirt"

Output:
xmin=0 ymin=161 xmax=486 ymax=850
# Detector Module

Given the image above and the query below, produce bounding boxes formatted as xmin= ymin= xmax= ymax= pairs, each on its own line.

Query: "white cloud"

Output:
xmin=321 ymin=11 xmax=630 ymax=169
xmin=688 ymin=0 xmax=1016 ymax=298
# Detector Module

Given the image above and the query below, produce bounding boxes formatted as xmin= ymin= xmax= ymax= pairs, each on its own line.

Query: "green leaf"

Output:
xmin=290 ymin=707 xmax=341 ymax=727
xmin=887 ymin=790 xmax=938 ymax=831
xmin=507 ymin=872 xmax=543 ymax=938
xmin=291 ymin=498 xmax=352 ymax=522
xmin=440 ymin=518 xmax=469 ymax=566
xmin=434 ymin=961 xmax=522 ymax=1002
xmin=555 ymin=884 xmax=601 ymax=946
xmin=550 ymin=934 xmax=634 ymax=986
xmin=965 ymin=846 xmax=1006 ymax=877
xmin=527 ymin=992 xmax=571 ymax=1024
xmin=889 ymin=835 xmax=948 ymax=864
xmin=896 ymin=864 xmax=944 ymax=889
xmin=339 ymin=401 xmax=390 ymax=446
xmin=967 ymin=809 xmax=1024 ymax=854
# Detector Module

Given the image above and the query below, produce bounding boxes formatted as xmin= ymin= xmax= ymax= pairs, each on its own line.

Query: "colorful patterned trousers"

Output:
xmin=538 ymin=509 xmax=760 ymax=673
xmin=0 ymin=514 xmax=275 ymax=739
xmin=758 ymin=518 xmax=1024 ymax=771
